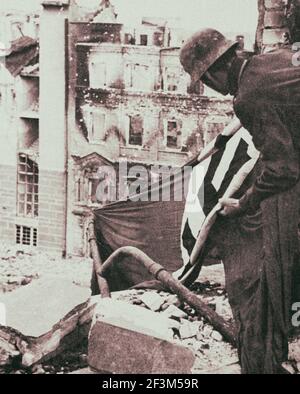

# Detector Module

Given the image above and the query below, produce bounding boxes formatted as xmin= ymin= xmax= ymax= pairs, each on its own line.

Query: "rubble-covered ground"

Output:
xmin=0 ymin=243 xmax=93 ymax=294
xmin=0 ymin=243 xmax=299 ymax=374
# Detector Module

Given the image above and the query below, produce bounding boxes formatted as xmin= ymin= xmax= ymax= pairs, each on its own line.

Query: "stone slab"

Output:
xmin=88 ymin=299 xmax=195 ymax=374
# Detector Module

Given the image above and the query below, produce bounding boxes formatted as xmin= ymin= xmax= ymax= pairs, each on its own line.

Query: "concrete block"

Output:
xmin=88 ymin=299 xmax=195 ymax=374
xmin=0 ymin=277 xmax=90 ymax=337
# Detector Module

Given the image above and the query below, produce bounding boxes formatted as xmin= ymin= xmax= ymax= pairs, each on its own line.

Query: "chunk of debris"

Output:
xmin=179 ymin=320 xmax=199 ymax=340
xmin=211 ymin=330 xmax=223 ymax=342
xmin=164 ymin=294 xmax=181 ymax=308
xmin=163 ymin=305 xmax=187 ymax=320
xmin=32 ymin=364 xmax=45 ymax=375
xmin=139 ymin=292 xmax=165 ymax=312
xmin=0 ymin=337 xmax=20 ymax=367
xmin=203 ymin=325 xmax=213 ymax=338
xmin=88 ymin=299 xmax=195 ymax=374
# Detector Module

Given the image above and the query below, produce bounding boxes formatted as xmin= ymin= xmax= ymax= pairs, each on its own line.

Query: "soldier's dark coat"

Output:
xmin=216 ymin=48 xmax=300 ymax=374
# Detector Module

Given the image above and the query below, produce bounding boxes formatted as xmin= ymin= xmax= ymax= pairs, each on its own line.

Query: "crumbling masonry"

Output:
xmin=0 ymin=0 xmax=235 ymax=256
xmin=2 ymin=0 xmax=299 ymax=257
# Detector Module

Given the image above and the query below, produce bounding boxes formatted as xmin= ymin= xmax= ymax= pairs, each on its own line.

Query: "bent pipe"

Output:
xmin=98 ymin=246 xmax=237 ymax=347
xmin=87 ymin=218 xmax=111 ymax=298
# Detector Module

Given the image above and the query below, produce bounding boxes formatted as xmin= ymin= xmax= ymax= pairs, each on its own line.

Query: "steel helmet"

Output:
xmin=180 ymin=28 xmax=238 ymax=86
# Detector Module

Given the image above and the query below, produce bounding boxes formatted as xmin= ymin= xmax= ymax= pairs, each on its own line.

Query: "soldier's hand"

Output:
xmin=218 ymin=198 xmax=242 ymax=217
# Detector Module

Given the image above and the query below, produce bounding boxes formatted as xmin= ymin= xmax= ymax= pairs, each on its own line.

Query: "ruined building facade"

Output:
xmin=0 ymin=0 xmax=234 ymax=256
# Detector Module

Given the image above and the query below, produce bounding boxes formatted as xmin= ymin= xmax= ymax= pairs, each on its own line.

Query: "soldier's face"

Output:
xmin=201 ymin=68 xmax=230 ymax=96
xmin=200 ymin=49 xmax=236 ymax=96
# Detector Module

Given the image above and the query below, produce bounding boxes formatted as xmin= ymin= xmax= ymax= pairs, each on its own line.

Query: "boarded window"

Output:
xmin=17 ymin=154 xmax=39 ymax=218
xmin=129 ymin=115 xmax=143 ymax=146
xmin=166 ymin=120 xmax=181 ymax=149
xmin=16 ymin=225 xmax=37 ymax=247
xmin=140 ymin=34 xmax=148 ymax=46
xmin=90 ymin=112 xmax=106 ymax=142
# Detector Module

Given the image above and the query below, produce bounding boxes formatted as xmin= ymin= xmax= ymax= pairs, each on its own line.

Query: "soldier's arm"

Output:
xmin=239 ymin=105 xmax=299 ymax=212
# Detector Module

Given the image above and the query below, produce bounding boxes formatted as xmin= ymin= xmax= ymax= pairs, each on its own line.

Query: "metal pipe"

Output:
xmin=87 ymin=215 xmax=111 ymax=298
xmin=98 ymin=246 xmax=237 ymax=346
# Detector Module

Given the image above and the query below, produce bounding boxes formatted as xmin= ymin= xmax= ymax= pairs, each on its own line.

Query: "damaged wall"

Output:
xmin=76 ymin=89 xmax=232 ymax=163
xmin=0 ymin=60 xmax=18 ymax=245
xmin=0 ymin=73 xmax=17 ymax=243
xmin=0 ymin=12 xmax=39 ymax=49
xmin=256 ymin=0 xmax=300 ymax=51
xmin=0 ymin=0 xmax=235 ymax=256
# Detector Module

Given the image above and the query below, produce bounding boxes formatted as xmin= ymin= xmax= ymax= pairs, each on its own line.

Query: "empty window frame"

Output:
xmin=17 ymin=154 xmax=39 ymax=218
xmin=129 ymin=115 xmax=143 ymax=146
xmin=16 ymin=225 xmax=38 ymax=247
xmin=166 ymin=120 xmax=181 ymax=149
xmin=164 ymin=68 xmax=179 ymax=92
xmin=140 ymin=34 xmax=148 ymax=46
xmin=153 ymin=32 xmax=164 ymax=46
xmin=124 ymin=33 xmax=135 ymax=45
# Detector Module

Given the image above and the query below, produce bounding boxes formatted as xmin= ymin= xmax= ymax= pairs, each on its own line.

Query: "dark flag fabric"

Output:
xmin=93 ymin=128 xmax=259 ymax=291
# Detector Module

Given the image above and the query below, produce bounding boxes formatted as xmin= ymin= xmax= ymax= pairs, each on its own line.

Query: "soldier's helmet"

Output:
xmin=180 ymin=28 xmax=238 ymax=85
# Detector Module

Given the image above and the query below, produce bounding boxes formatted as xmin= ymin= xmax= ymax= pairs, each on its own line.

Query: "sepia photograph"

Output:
xmin=0 ymin=0 xmax=300 ymax=378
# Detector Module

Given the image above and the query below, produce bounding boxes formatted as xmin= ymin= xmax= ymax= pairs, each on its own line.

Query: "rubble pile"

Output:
xmin=110 ymin=288 xmax=238 ymax=373
xmin=0 ymin=244 xmax=93 ymax=293
xmin=0 ymin=245 xmax=299 ymax=374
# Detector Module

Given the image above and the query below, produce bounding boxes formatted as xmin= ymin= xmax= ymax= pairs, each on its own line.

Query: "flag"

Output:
xmin=93 ymin=128 xmax=259 ymax=291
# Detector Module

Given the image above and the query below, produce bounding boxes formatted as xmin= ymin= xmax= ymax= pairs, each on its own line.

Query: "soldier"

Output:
xmin=180 ymin=29 xmax=300 ymax=374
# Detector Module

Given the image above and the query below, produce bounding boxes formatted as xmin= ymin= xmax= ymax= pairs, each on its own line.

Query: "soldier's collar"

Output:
xmin=228 ymin=57 xmax=248 ymax=96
